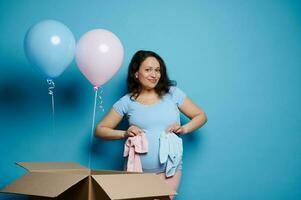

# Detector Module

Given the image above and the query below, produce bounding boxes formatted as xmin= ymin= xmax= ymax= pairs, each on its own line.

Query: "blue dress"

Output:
xmin=113 ymin=86 xmax=186 ymax=173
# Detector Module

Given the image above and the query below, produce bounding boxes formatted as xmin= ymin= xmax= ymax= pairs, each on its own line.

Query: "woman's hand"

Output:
xmin=166 ymin=123 xmax=187 ymax=135
xmin=125 ymin=125 xmax=144 ymax=137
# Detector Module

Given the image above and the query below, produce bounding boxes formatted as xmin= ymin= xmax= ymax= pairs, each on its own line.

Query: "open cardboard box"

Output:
xmin=1 ymin=162 xmax=176 ymax=200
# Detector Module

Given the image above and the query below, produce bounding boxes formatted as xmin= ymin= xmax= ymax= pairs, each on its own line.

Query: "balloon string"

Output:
xmin=88 ymin=86 xmax=98 ymax=169
xmin=47 ymin=79 xmax=55 ymax=135
xmin=98 ymin=86 xmax=105 ymax=112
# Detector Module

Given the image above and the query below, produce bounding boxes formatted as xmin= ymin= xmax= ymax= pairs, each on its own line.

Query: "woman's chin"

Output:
xmin=141 ymin=84 xmax=157 ymax=90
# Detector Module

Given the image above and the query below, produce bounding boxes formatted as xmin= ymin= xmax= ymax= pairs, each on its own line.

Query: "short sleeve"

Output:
xmin=113 ymin=95 xmax=129 ymax=117
xmin=169 ymin=86 xmax=187 ymax=106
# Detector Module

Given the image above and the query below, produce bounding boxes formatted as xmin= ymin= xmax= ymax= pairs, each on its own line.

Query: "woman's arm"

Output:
xmin=95 ymin=108 xmax=127 ymax=140
xmin=177 ymin=97 xmax=207 ymax=134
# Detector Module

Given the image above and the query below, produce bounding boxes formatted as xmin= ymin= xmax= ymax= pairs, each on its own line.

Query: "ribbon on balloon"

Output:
xmin=75 ymin=29 xmax=124 ymax=168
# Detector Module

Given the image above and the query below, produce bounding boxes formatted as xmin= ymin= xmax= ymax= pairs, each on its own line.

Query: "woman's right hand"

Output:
xmin=125 ymin=125 xmax=144 ymax=137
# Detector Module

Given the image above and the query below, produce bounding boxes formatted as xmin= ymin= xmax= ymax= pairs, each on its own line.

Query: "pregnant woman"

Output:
xmin=95 ymin=50 xmax=207 ymax=199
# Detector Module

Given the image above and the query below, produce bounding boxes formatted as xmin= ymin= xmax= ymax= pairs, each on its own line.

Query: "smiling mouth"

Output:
xmin=148 ymin=79 xmax=157 ymax=83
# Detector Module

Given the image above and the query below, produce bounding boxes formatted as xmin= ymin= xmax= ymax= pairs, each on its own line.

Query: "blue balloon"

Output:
xmin=24 ymin=20 xmax=75 ymax=78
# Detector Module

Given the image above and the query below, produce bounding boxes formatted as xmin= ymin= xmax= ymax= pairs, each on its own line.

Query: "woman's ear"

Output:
xmin=135 ymin=72 xmax=138 ymax=79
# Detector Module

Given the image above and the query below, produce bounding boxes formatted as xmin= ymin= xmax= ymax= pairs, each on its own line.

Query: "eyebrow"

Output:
xmin=145 ymin=66 xmax=160 ymax=69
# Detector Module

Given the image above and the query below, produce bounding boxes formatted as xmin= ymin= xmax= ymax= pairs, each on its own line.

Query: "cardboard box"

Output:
xmin=1 ymin=162 xmax=176 ymax=200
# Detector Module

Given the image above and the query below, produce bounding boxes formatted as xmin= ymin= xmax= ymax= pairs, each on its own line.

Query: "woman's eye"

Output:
xmin=145 ymin=69 xmax=150 ymax=72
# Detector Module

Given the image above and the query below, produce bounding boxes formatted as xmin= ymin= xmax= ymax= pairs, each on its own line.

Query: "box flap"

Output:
xmin=92 ymin=173 xmax=176 ymax=199
xmin=16 ymin=162 xmax=89 ymax=172
xmin=1 ymin=172 xmax=88 ymax=197
xmin=91 ymin=169 xmax=141 ymax=175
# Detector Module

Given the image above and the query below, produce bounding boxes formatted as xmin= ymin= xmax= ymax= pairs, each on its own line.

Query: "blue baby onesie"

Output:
xmin=159 ymin=131 xmax=183 ymax=177
xmin=113 ymin=86 xmax=186 ymax=173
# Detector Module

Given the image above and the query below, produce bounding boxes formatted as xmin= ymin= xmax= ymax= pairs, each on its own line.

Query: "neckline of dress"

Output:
xmin=133 ymin=97 xmax=163 ymax=107
xmin=129 ymin=93 xmax=166 ymax=107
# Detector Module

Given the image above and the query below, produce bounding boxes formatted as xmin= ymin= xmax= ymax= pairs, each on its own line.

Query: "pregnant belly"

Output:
xmin=140 ymin=130 xmax=164 ymax=170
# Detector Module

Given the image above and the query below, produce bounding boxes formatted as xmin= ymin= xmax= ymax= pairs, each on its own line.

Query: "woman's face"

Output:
xmin=135 ymin=56 xmax=161 ymax=90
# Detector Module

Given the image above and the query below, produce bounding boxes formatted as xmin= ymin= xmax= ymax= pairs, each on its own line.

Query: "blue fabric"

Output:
xmin=113 ymin=86 xmax=186 ymax=173
xmin=159 ymin=131 xmax=183 ymax=177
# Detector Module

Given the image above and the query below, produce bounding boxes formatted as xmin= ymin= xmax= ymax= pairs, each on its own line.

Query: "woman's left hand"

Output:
xmin=166 ymin=123 xmax=187 ymax=135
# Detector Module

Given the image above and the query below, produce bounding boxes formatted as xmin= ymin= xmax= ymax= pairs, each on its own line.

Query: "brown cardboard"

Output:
xmin=1 ymin=162 xmax=176 ymax=200
xmin=17 ymin=162 xmax=89 ymax=172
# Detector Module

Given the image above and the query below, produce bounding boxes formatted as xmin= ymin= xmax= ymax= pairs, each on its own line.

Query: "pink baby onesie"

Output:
xmin=123 ymin=133 xmax=148 ymax=172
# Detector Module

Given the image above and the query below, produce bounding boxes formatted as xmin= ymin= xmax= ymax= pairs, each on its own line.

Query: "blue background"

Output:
xmin=1 ymin=0 xmax=301 ymax=199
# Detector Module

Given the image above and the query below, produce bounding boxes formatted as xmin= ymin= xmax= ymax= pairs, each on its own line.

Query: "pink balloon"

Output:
xmin=75 ymin=29 xmax=124 ymax=87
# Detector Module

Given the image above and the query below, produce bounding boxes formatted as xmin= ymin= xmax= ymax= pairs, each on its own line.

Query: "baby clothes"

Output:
xmin=159 ymin=132 xmax=183 ymax=177
xmin=123 ymin=133 xmax=148 ymax=172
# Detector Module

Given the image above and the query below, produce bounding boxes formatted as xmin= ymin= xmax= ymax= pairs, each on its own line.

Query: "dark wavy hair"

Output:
xmin=127 ymin=50 xmax=176 ymax=99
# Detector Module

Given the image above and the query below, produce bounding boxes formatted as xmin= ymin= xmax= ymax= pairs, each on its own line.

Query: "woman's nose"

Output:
xmin=150 ymin=71 xmax=156 ymax=77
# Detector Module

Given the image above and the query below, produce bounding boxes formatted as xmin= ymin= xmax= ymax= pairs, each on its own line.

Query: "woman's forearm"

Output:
xmin=95 ymin=126 xmax=126 ymax=140
xmin=182 ymin=112 xmax=207 ymax=134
